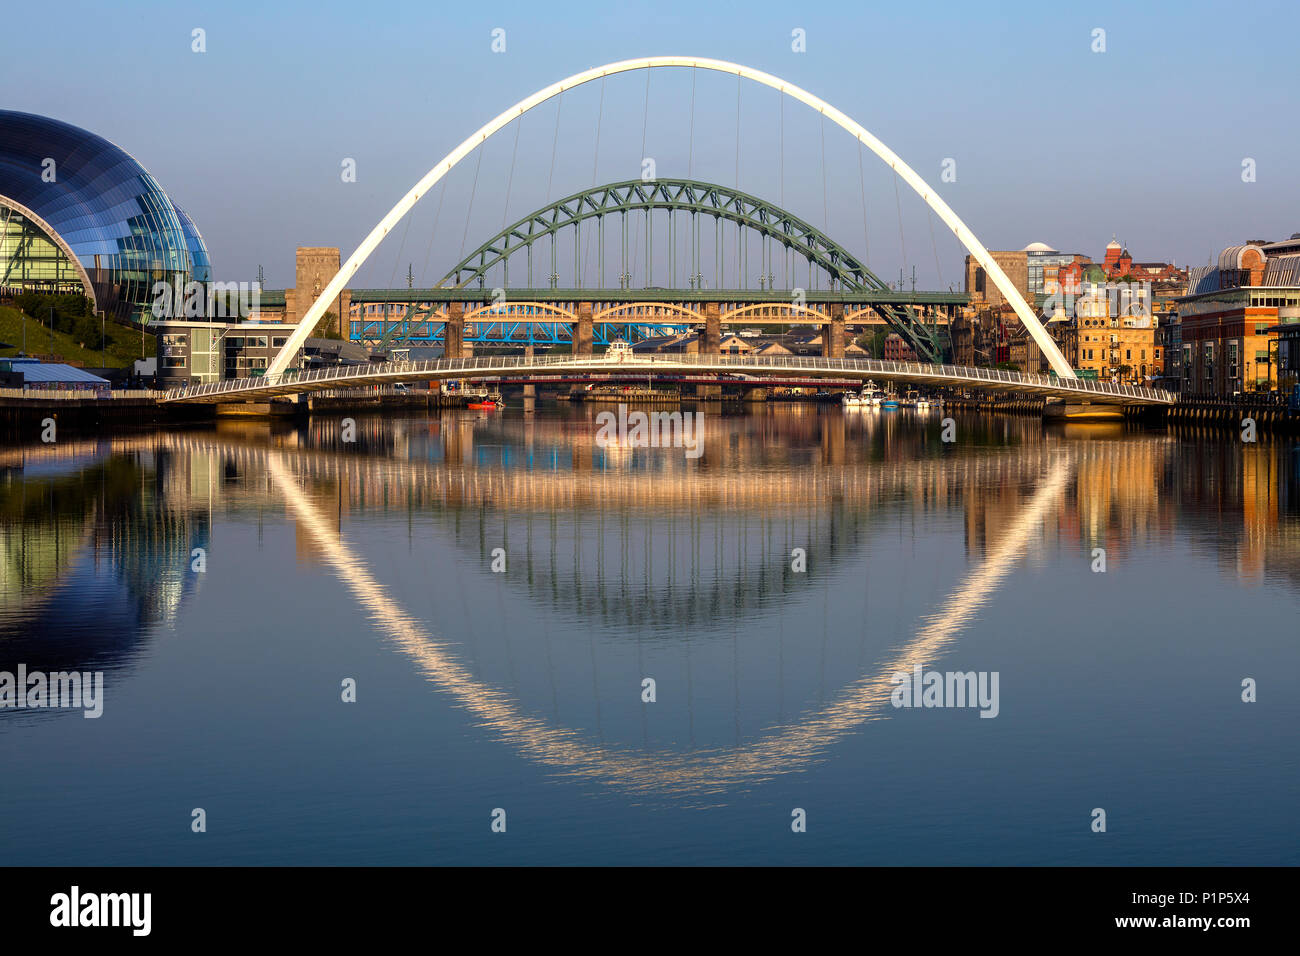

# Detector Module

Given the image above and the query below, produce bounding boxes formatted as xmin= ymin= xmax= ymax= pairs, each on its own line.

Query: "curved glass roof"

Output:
xmin=0 ymin=110 xmax=210 ymax=317
xmin=173 ymin=203 xmax=211 ymax=284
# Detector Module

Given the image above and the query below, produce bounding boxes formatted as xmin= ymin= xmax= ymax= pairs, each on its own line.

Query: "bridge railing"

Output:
xmin=163 ymin=353 xmax=1173 ymax=403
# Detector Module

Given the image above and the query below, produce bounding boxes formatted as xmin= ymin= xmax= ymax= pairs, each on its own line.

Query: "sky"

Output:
xmin=3 ymin=0 xmax=1297 ymax=291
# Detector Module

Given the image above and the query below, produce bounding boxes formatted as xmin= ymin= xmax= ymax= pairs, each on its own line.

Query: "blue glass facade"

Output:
xmin=0 ymin=110 xmax=210 ymax=322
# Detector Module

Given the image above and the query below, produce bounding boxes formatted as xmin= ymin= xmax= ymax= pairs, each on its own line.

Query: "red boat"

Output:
xmin=467 ymin=400 xmax=498 ymax=410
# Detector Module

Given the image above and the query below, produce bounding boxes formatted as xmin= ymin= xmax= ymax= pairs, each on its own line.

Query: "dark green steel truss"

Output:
xmin=438 ymin=178 xmax=949 ymax=362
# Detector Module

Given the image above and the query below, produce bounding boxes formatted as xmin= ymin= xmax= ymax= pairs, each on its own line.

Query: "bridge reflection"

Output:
xmin=4 ymin=411 xmax=1298 ymax=785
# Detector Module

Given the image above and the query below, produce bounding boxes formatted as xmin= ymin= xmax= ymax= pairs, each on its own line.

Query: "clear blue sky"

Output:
xmin=3 ymin=0 xmax=1296 ymax=290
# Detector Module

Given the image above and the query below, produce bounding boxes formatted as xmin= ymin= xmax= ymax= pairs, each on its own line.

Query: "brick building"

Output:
xmin=1176 ymin=237 xmax=1300 ymax=395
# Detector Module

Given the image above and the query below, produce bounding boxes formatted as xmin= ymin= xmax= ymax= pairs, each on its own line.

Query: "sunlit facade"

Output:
xmin=0 ymin=110 xmax=210 ymax=322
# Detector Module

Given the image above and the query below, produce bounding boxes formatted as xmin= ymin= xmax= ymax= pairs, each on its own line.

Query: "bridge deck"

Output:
xmin=162 ymin=354 xmax=1174 ymax=406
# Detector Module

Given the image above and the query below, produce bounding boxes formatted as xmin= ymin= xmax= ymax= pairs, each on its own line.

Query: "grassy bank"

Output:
xmin=0 ymin=306 xmax=154 ymax=368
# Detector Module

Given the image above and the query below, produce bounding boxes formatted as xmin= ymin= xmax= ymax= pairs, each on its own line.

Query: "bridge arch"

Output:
xmin=592 ymin=301 xmax=703 ymax=324
xmin=723 ymin=302 xmax=830 ymax=325
xmin=266 ymin=56 xmax=1073 ymax=378
xmin=464 ymin=300 xmax=576 ymax=323
xmin=442 ymin=178 xmax=887 ymax=294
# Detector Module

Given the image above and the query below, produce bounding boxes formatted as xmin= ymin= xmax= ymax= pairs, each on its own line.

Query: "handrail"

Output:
xmin=162 ymin=353 xmax=1176 ymax=404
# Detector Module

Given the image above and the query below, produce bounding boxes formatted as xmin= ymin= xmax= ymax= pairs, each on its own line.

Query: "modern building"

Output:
xmin=1176 ymin=238 xmax=1300 ymax=395
xmin=152 ymin=319 xmax=297 ymax=388
xmin=0 ymin=110 xmax=210 ymax=323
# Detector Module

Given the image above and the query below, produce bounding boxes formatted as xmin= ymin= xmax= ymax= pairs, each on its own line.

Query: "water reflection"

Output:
xmin=2 ymin=409 xmax=1298 ymax=796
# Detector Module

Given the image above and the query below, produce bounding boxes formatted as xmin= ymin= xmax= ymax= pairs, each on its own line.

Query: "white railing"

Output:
xmin=162 ymin=355 xmax=1176 ymax=405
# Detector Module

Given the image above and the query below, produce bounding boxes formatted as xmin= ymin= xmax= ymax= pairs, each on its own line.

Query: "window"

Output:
xmin=272 ymin=336 xmax=288 ymax=347
xmin=163 ymin=356 xmax=186 ymax=368
xmin=162 ymin=333 xmax=187 ymax=346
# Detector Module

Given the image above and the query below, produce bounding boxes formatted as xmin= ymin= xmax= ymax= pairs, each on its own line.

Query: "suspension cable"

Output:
xmin=457 ymin=142 xmax=485 ymax=269
xmin=735 ymin=74 xmax=741 ymax=286
xmin=501 ymin=114 xmax=522 ymax=233
xmin=820 ymin=113 xmax=829 ymax=288
xmin=630 ymin=69 xmax=651 ymax=286
xmin=421 ymin=179 xmax=448 ymax=288
xmin=893 ymin=173 xmax=907 ymax=289
xmin=857 ymin=147 xmax=870 ymax=271
xmin=687 ymin=66 xmax=696 ymax=180
xmin=581 ymin=76 xmax=606 ymax=286
xmin=927 ymin=207 xmax=944 ymax=289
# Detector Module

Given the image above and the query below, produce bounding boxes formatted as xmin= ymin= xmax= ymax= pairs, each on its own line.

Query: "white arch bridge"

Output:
xmin=262 ymin=56 xmax=1080 ymax=381
xmin=161 ymin=353 xmax=1175 ymax=405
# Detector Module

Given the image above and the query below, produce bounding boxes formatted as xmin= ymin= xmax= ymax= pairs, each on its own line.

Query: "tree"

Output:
xmin=855 ymin=327 xmax=889 ymax=358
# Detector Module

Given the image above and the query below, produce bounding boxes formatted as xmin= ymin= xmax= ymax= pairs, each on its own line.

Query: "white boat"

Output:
xmin=842 ymin=388 xmax=870 ymax=407
xmin=915 ymin=396 xmax=932 ymax=409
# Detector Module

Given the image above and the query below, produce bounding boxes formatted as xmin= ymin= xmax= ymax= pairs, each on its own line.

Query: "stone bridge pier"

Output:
xmin=822 ymin=303 xmax=845 ymax=358
xmin=696 ymin=302 xmax=723 ymax=400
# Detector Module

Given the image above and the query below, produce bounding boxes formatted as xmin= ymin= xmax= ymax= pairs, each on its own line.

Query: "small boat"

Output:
xmin=842 ymin=388 xmax=870 ymax=407
xmin=915 ymin=396 xmax=932 ymax=410
xmin=467 ymin=399 xmax=498 ymax=410
xmin=902 ymin=388 xmax=920 ymax=407
xmin=881 ymin=390 xmax=901 ymax=409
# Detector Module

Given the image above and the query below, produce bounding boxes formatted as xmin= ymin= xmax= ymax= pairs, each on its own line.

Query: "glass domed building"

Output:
xmin=0 ymin=110 xmax=210 ymax=323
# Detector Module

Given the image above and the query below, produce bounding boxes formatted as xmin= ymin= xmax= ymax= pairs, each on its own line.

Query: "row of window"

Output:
xmin=157 ymin=332 xmax=289 ymax=349
xmin=162 ymin=356 xmax=268 ymax=370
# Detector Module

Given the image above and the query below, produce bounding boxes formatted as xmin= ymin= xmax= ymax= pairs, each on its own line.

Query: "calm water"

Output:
xmin=1 ymin=404 xmax=1297 ymax=865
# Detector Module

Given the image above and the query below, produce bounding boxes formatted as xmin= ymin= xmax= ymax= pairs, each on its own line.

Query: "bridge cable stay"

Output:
xmin=456 ymin=141 xmax=486 ymax=276
xmin=545 ymin=94 xmax=563 ymax=289
xmin=893 ymin=171 xmax=908 ymax=289
xmin=418 ymin=178 xmax=449 ymax=288
xmin=928 ymin=207 xmax=944 ymax=290
xmin=372 ymin=178 xmax=419 ymax=349
xmin=630 ymin=69 xmax=651 ymax=288
xmin=501 ymin=114 xmax=522 ymax=234
xmin=858 ymin=145 xmax=870 ymax=272
xmin=779 ymin=93 xmax=786 ymax=288
xmin=688 ymin=67 xmax=698 ymax=286
xmin=734 ymin=74 xmax=742 ymax=289
xmin=580 ymin=76 xmax=606 ymax=289
xmin=820 ymin=113 xmax=830 ymax=290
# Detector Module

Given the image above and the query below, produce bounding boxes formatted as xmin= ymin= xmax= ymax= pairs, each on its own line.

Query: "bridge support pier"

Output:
xmin=444 ymin=302 xmax=465 ymax=360
xmin=523 ymin=345 xmax=536 ymax=413
xmin=822 ymin=304 xmax=845 ymax=358
xmin=1042 ymin=399 xmax=1124 ymax=422
xmin=570 ymin=303 xmax=595 ymax=400
xmin=695 ymin=303 xmax=723 ymax=400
